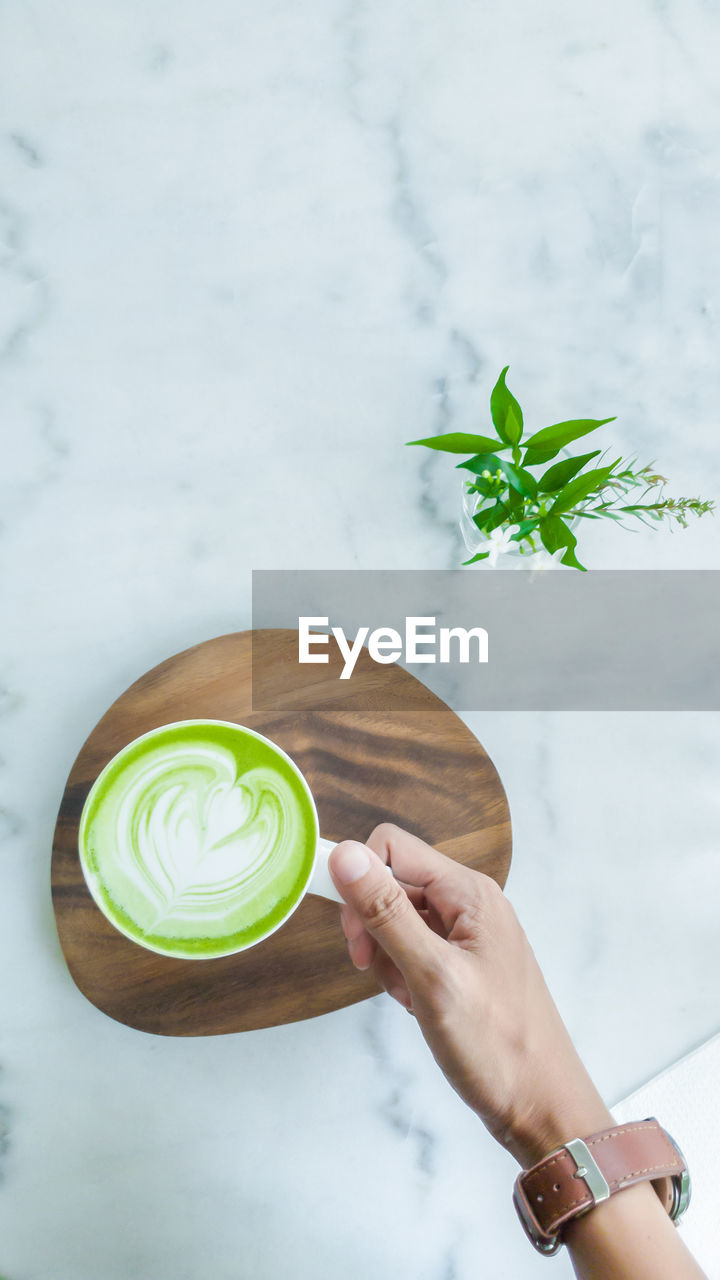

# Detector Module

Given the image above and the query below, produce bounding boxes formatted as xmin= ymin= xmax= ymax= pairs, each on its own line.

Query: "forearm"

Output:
xmin=330 ymin=831 xmax=706 ymax=1279
xmin=565 ymin=1179 xmax=706 ymax=1280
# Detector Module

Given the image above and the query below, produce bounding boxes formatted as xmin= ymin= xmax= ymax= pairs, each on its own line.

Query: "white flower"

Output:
xmin=484 ymin=524 xmax=521 ymax=567
xmin=516 ymin=545 xmax=568 ymax=571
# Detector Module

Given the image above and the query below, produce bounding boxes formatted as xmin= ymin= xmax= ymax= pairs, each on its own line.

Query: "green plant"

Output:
xmin=408 ymin=367 xmax=714 ymax=569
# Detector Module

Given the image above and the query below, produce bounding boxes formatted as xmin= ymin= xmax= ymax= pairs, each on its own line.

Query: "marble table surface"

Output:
xmin=2 ymin=2 xmax=719 ymax=1276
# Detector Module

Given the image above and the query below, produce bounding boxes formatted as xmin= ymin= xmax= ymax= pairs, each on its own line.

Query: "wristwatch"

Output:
xmin=513 ymin=1118 xmax=691 ymax=1255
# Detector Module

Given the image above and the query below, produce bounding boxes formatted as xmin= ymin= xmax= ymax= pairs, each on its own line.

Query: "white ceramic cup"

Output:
xmin=78 ymin=718 xmax=345 ymax=960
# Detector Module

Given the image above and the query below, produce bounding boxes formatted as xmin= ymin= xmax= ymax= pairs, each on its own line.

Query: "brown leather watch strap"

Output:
xmin=513 ymin=1118 xmax=689 ymax=1255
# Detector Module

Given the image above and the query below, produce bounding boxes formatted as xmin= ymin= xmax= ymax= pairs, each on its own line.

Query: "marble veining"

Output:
xmin=0 ymin=202 xmax=49 ymax=367
xmin=9 ymin=134 xmax=43 ymax=169
xmin=0 ymin=808 xmax=23 ymax=845
xmin=1 ymin=1 xmax=719 ymax=1277
xmin=363 ymin=998 xmax=437 ymax=1179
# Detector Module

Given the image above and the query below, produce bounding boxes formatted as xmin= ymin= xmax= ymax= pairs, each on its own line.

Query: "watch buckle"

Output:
xmin=513 ymin=1137 xmax=610 ymax=1257
xmin=565 ymin=1137 xmax=611 ymax=1205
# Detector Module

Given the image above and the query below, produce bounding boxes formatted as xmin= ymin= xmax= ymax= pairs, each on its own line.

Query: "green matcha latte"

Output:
xmin=78 ymin=720 xmax=318 ymax=958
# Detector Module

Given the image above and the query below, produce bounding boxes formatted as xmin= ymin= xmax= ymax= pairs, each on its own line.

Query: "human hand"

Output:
xmin=329 ymin=825 xmax=613 ymax=1168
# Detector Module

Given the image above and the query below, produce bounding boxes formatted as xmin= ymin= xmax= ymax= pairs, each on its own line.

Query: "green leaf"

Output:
xmin=523 ymin=417 xmax=615 ymax=467
xmin=490 ymin=460 xmax=536 ymax=498
xmin=505 ymin=402 xmax=523 ymax=445
xmin=474 ymin=500 xmax=512 ymax=533
xmin=502 ymin=462 xmax=537 ymax=498
xmin=504 ymin=485 xmax=524 ymax=514
xmin=490 ymin=366 xmax=524 ymax=446
xmin=525 ymin=416 xmax=615 ymax=452
xmin=537 ymin=450 xmax=602 ymax=494
xmin=407 ymin=432 xmax=508 ymax=454
xmin=459 ymin=453 xmax=537 ymax=498
xmin=462 ymin=551 xmax=491 ymax=564
xmin=548 ymin=465 xmax=615 ymax=516
xmin=539 ymin=515 xmax=587 ymax=570
xmin=509 ymin=518 xmax=541 ymax=540
xmin=457 ymin=452 xmax=507 ymax=475
xmin=471 ymin=502 xmax=501 ymax=532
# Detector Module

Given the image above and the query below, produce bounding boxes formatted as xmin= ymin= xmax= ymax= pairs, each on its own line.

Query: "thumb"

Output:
xmin=329 ymin=840 xmax=443 ymax=979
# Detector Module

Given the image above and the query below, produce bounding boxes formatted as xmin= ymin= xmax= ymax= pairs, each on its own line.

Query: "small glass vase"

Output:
xmin=460 ymin=481 xmax=573 ymax=571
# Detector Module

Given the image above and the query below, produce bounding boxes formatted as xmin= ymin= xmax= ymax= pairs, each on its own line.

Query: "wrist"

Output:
xmin=513 ymin=1117 xmax=693 ymax=1263
xmin=505 ymin=1091 xmax=615 ymax=1169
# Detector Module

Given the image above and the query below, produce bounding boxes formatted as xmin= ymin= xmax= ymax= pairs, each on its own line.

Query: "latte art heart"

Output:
xmin=121 ymin=757 xmax=296 ymax=929
xmin=79 ymin=723 xmax=317 ymax=957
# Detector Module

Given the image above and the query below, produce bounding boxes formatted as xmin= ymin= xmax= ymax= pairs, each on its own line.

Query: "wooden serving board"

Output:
xmin=51 ymin=630 xmax=512 ymax=1036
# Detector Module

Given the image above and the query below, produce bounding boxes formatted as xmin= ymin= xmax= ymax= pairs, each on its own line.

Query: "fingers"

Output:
xmin=374 ymin=951 xmax=413 ymax=1011
xmin=340 ymin=901 xmax=414 ymax=1009
xmin=329 ymin=840 xmax=444 ymax=980
xmin=339 ymin=903 xmax=376 ymax=970
xmin=365 ymin=823 xmax=484 ymax=933
xmin=366 ymin=822 xmax=478 ymax=889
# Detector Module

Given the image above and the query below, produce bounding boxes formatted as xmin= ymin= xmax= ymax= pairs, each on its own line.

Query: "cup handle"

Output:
xmin=308 ymin=837 xmax=395 ymax=904
xmin=307 ymin=837 xmax=345 ymax=904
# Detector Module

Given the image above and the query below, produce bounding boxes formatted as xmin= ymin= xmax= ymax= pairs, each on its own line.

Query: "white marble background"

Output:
xmin=2 ymin=2 xmax=720 ymax=1277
